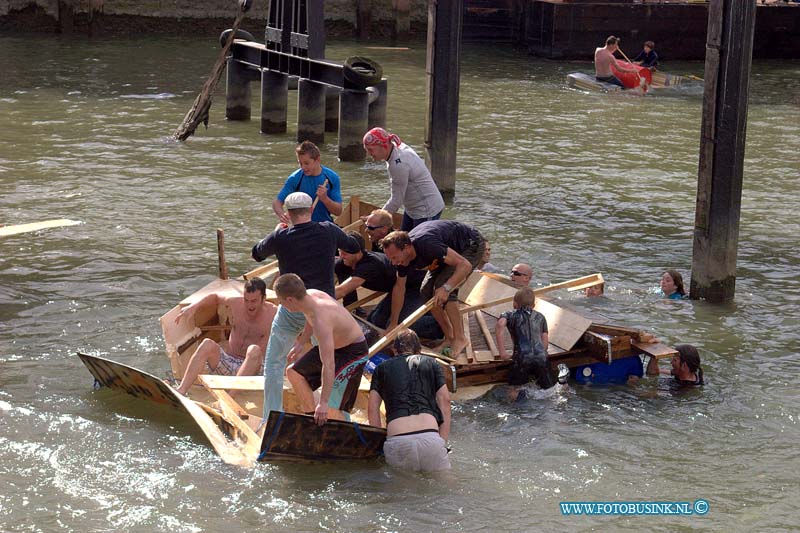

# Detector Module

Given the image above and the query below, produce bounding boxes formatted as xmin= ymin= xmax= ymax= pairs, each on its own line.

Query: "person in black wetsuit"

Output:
xmin=495 ymin=286 xmax=556 ymax=401
xmin=368 ymin=329 xmax=451 ymax=472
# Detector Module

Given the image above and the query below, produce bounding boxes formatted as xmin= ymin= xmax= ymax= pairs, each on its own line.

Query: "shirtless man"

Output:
xmin=275 ymin=274 xmax=370 ymax=426
xmin=174 ymin=278 xmax=277 ymax=395
xmin=595 ymin=35 xmax=639 ymax=88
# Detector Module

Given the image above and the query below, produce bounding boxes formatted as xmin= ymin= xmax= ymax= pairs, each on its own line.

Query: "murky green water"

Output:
xmin=1 ymin=34 xmax=799 ymax=530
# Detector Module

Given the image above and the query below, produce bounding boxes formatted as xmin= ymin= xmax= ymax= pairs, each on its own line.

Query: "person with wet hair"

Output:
xmin=660 ymin=269 xmax=687 ymax=300
xmin=646 ymin=343 xmax=704 ymax=386
xmin=495 ymin=287 xmax=554 ymax=400
xmin=368 ymin=329 xmax=451 ymax=472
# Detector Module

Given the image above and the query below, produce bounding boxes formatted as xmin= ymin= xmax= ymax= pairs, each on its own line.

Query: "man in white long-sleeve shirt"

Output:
xmin=363 ymin=127 xmax=445 ymax=231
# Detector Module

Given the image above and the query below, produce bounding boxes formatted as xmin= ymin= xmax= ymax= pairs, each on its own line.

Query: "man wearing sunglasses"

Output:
xmin=364 ymin=209 xmax=394 ymax=253
xmin=510 ymin=263 xmax=533 ymax=287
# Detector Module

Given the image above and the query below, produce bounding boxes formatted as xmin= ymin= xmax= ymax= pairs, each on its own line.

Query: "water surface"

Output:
xmin=1 ymin=34 xmax=799 ymax=531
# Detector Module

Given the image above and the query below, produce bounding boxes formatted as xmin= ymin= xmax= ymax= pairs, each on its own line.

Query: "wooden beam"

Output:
xmin=243 ymin=259 xmax=279 ymax=280
xmin=198 ymin=374 xmax=264 ymax=391
xmin=462 ymin=312 xmax=474 ymax=363
xmin=424 ymin=0 xmax=463 ymax=194
xmin=459 ymin=273 xmax=604 ymax=313
xmin=367 ymin=298 xmax=436 ymax=356
xmin=345 ymin=289 xmax=385 ymax=311
xmin=474 ymin=310 xmax=499 ymax=356
xmin=205 ymin=388 xmax=262 ymax=456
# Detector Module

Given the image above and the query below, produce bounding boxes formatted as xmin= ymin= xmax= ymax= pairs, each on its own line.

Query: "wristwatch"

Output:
xmin=442 ymin=282 xmax=453 ymax=293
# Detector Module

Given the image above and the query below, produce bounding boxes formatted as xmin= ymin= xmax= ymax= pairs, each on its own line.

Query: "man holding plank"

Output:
xmin=381 ymin=220 xmax=485 ymax=357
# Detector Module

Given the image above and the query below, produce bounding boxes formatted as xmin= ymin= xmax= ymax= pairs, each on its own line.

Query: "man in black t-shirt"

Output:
xmin=251 ymin=192 xmax=361 ymax=418
xmin=381 ymin=220 xmax=485 ymax=357
xmin=368 ymin=329 xmax=451 ymax=472
xmin=334 ymin=232 xmax=423 ymax=330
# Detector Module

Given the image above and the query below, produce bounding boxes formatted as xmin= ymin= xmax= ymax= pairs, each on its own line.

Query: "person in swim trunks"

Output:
xmin=174 ymin=278 xmax=277 ymax=395
xmin=368 ymin=329 xmax=451 ymax=472
xmin=275 ymin=273 xmax=369 ymax=425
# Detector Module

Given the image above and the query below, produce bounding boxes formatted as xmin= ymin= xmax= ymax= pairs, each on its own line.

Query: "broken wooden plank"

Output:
xmin=199 ymin=374 xmax=265 ymax=391
xmin=367 ymin=298 xmax=436 ymax=356
xmin=535 ymin=298 xmax=592 ymax=351
xmin=345 ymin=290 xmax=386 ymax=311
xmin=463 ymin=312 xmax=474 ymax=363
xmin=0 ymin=219 xmax=82 ymax=237
xmin=632 ymin=341 xmax=677 ymax=359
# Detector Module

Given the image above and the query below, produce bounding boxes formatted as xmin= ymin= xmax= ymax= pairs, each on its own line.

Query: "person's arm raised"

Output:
xmin=388 ymin=274 xmax=407 ymax=330
xmin=175 ymin=292 xmax=219 ymax=324
xmin=271 ymin=198 xmax=290 ymax=225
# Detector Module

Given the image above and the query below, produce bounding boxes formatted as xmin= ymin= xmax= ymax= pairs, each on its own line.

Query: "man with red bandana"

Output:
xmin=362 ymin=127 xmax=445 ymax=232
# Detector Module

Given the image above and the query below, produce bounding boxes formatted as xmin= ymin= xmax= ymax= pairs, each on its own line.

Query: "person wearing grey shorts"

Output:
xmin=368 ymin=329 xmax=451 ymax=472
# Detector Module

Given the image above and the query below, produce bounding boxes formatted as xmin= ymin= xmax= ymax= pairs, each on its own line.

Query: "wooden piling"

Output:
xmin=356 ymin=0 xmax=372 ymax=40
xmin=424 ymin=0 xmax=463 ymax=196
xmin=297 ymin=79 xmax=326 ymax=145
xmin=690 ymin=0 xmax=756 ymax=302
xmin=216 ymin=229 xmax=228 ymax=280
xmin=393 ymin=0 xmax=411 ymax=42
xmin=338 ymin=89 xmax=369 ymax=161
xmin=225 ymin=58 xmax=251 ymax=121
xmin=261 ymin=70 xmax=289 ymax=133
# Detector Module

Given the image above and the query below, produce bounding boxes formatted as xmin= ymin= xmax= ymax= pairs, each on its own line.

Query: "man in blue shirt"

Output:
xmin=272 ymin=140 xmax=343 ymax=223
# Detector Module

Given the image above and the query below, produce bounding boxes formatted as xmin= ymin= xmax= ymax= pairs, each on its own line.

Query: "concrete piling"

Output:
xmin=297 ymin=79 xmax=326 ymax=144
xmin=338 ymin=89 xmax=369 ymax=161
xmin=367 ymin=78 xmax=388 ymax=130
xmin=260 ymin=70 xmax=289 ymax=134
xmin=225 ymin=59 xmax=252 ymax=121
xmin=325 ymin=88 xmax=340 ymax=132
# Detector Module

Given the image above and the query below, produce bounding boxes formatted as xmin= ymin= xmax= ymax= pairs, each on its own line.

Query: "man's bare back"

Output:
xmin=595 ymin=47 xmax=616 ymax=77
xmin=302 ymin=289 xmax=364 ymax=348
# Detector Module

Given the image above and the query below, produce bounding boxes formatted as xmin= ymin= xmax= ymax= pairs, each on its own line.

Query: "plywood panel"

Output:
xmin=535 ymin=298 xmax=592 ymax=351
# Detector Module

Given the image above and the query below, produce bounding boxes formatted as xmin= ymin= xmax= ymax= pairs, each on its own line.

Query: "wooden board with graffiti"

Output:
xmin=258 ymin=411 xmax=386 ymax=462
xmin=76 ymin=352 xmax=254 ymax=466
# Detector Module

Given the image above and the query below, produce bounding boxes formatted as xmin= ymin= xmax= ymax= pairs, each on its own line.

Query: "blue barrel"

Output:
xmin=573 ymin=355 xmax=644 ymax=385
xmin=364 ymin=353 xmax=391 ymax=375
